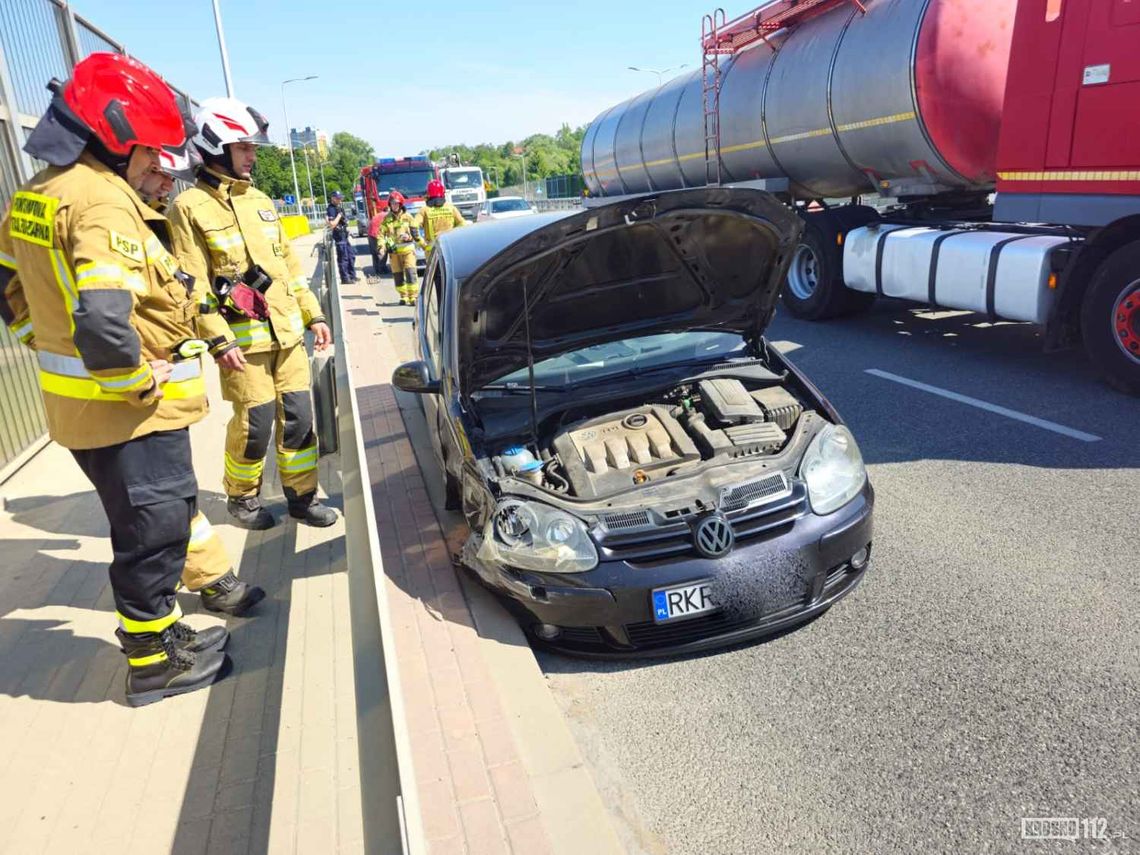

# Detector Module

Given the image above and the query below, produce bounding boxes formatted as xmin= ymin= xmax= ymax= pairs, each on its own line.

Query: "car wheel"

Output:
xmin=1080 ymin=239 xmax=1140 ymax=395
xmin=782 ymin=210 xmax=877 ymax=320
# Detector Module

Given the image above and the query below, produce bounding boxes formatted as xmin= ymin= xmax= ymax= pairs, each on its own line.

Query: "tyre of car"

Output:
xmin=1080 ymin=239 xmax=1140 ymax=395
xmin=781 ymin=207 xmax=878 ymax=320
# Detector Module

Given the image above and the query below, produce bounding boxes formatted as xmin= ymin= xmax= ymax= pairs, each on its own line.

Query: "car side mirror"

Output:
xmin=392 ymin=360 xmax=440 ymax=394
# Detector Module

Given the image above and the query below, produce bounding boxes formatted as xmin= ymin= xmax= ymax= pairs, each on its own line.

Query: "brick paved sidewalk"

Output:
xmin=344 ymin=307 xmax=553 ymax=854
xmin=0 ymin=232 xmax=366 ymax=855
xmin=340 ymin=264 xmax=625 ymax=855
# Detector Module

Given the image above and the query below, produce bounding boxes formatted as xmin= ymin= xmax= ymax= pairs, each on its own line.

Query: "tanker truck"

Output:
xmin=582 ymin=0 xmax=1140 ymax=394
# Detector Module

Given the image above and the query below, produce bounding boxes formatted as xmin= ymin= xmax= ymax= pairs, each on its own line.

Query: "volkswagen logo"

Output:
xmin=693 ymin=514 xmax=734 ymax=559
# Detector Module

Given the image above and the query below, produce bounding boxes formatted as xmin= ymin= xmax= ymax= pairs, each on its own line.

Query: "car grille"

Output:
xmin=595 ymin=479 xmax=807 ymax=563
xmin=452 ymin=191 xmax=478 ymax=202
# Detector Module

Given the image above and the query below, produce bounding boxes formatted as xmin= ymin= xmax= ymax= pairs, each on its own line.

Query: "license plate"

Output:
xmin=651 ymin=581 xmax=718 ymax=623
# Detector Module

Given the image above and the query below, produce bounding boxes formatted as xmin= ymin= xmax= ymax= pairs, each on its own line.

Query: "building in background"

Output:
xmin=289 ymin=126 xmax=328 ymax=157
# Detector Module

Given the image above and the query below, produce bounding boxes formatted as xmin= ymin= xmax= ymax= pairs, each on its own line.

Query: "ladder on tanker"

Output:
xmin=700 ymin=0 xmax=867 ymax=186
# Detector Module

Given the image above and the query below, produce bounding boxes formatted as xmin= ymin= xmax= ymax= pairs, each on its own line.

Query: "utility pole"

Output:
xmin=281 ymin=75 xmax=317 ymax=216
xmin=211 ymin=0 xmax=235 ymax=97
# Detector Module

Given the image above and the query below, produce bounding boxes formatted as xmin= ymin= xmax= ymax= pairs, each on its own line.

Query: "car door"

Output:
xmin=419 ymin=258 xmax=447 ymax=472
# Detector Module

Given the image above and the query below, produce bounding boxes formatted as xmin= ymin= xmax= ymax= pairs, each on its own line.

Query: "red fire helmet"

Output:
xmin=388 ymin=190 xmax=406 ymax=207
xmin=62 ymin=52 xmax=185 ymax=156
xmin=426 ymin=179 xmax=445 ymax=200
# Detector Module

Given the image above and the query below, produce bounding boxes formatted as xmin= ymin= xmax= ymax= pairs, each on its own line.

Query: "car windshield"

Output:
xmin=443 ymin=170 xmax=482 ymax=189
xmin=488 ymin=331 xmax=748 ymax=388
xmin=379 ymin=169 xmax=435 ymax=197
xmin=492 ymin=198 xmax=530 ymax=213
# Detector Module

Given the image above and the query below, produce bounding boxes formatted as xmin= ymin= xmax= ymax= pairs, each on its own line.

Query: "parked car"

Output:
xmin=355 ymin=195 xmax=368 ymax=238
xmin=393 ymin=188 xmax=874 ymax=657
xmin=476 ymin=196 xmax=537 ymax=222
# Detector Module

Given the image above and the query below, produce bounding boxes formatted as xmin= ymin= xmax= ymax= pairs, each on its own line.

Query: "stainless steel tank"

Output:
xmin=583 ymin=0 xmax=1016 ymax=199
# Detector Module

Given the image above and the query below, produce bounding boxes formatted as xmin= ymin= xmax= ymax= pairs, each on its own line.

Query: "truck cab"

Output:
xmin=439 ymin=166 xmax=486 ymax=221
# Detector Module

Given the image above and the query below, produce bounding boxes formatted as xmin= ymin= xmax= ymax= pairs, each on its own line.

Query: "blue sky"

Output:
xmin=70 ymin=0 xmax=703 ymax=155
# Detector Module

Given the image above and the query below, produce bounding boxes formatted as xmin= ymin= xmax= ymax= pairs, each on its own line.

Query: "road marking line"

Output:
xmin=865 ymin=369 xmax=1103 ymax=443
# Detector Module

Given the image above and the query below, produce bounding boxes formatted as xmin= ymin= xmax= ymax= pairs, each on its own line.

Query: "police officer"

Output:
xmin=167 ymin=97 xmax=337 ymax=531
xmin=136 ymin=139 xmax=266 ymax=616
xmin=417 ymin=179 xmax=466 ymax=253
xmin=380 ymin=191 xmax=420 ymax=305
xmin=0 ymin=54 xmax=230 ymax=706
xmin=326 ymin=190 xmax=358 ymax=284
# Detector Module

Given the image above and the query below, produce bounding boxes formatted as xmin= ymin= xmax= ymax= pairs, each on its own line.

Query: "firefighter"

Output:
xmin=380 ymin=191 xmax=420 ymax=305
xmin=417 ymin=179 xmax=466 ymax=253
xmin=167 ymin=97 xmax=337 ymax=531
xmin=0 ymin=53 xmax=230 ymax=706
xmin=137 ymin=142 xmax=267 ymax=617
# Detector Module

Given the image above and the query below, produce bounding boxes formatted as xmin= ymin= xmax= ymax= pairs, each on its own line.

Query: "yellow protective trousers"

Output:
xmin=389 ymin=245 xmax=419 ymax=302
xmin=220 ymin=345 xmax=319 ymax=502
xmin=182 ymin=510 xmax=231 ymax=591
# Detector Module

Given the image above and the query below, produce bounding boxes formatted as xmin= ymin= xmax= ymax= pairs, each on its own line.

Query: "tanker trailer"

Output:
xmin=583 ymin=0 xmax=1140 ymax=395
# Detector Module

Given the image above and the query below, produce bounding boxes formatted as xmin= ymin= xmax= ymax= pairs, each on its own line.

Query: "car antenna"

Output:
xmin=522 ymin=275 xmax=540 ymax=448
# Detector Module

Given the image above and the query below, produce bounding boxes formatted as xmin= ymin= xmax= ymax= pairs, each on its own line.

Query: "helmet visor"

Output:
xmin=241 ymin=106 xmax=272 ymax=146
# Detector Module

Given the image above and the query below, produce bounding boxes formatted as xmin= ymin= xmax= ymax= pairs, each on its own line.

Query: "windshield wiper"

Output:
xmin=479 ymin=383 xmax=570 ymax=394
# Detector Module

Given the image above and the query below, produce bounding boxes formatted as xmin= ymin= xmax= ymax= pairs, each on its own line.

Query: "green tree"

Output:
xmin=427 ymin=123 xmax=588 ymax=194
xmin=324 ymin=132 xmax=374 ymax=201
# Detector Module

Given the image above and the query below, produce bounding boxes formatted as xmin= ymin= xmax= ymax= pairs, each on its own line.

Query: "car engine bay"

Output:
xmin=491 ymin=378 xmax=806 ymax=500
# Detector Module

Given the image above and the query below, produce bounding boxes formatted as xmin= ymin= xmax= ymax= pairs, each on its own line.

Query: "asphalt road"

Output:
xmin=354 ymin=237 xmax=1139 ymax=855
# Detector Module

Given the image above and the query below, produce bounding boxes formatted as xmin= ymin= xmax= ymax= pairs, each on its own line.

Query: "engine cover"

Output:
xmin=551 ymin=406 xmax=699 ymax=498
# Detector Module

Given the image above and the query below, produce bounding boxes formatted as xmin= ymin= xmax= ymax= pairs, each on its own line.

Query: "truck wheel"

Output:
xmin=1081 ymin=240 xmax=1140 ymax=395
xmin=782 ymin=213 xmax=873 ymax=320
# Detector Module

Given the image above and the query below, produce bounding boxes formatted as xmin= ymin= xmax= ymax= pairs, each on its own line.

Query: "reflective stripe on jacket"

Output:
xmin=168 ymin=168 xmax=325 ymax=356
xmin=0 ymin=153 xmax=207 ymax=449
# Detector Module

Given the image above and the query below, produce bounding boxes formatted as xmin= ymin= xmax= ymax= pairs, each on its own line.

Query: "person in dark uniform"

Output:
xmin=326 ymin=190 xmax=358 ymax=284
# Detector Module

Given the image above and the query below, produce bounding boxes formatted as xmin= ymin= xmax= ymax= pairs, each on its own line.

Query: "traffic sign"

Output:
xmin=284 ymin=194 xmax=296 ymax=205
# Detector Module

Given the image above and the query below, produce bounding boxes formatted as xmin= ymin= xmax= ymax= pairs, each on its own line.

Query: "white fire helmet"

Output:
xmin=192 ymin=96 xmax=272 ymax=157
xmin=157 ymin=139 xmax=203 ymax=182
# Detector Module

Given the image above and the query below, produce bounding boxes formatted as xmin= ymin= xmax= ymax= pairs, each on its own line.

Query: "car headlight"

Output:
xmin=476 ymin=500 xmax=597 ymax=573
xmin=800 ymin=424 xmax=866 ymax=515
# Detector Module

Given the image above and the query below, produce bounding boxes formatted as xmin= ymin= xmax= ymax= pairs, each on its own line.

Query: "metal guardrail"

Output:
xmin=323 ymin=231 xmax=425 ymax=855
xmin=0 ymin=0 xmax=196 ymax=472
xmin=533 ymin=197 xmax=583 ymax=212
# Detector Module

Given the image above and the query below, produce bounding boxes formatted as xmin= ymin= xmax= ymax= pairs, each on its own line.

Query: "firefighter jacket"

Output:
xmin=380 ymin=210 xmax=419 ymax=252
xmin=167 ymin=168 xmax=325 ymax=356
xmin=418 ymin=202 xmax=466 ymax=249
xmin=0 ymin=153 xmax=207 ymax=450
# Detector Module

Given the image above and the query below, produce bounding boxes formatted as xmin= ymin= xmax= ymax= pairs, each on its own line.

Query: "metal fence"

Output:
xmin=0 ymin=0 xmax=195 ymax=474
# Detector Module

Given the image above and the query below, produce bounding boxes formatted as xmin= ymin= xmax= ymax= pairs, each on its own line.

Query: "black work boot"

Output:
xmin=116 ymin=626 xmax=228 ymax=708
xmin=118 ymin=621 xmax=228 ymax=654
xmin=227 ymin=495 xmax=276 ymax=530
xmin=200 ymin=570 xmax=266 ymax=617
xmin=286 ymin=491 xmax=338 ymax=527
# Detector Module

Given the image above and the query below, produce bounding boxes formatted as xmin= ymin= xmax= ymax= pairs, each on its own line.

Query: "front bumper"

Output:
xmin=465 ymin=483 xmax=874 ymax=657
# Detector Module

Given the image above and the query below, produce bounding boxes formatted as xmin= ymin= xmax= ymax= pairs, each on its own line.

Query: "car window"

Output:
xmin=492 ymin=198 xmax=530 ymax=213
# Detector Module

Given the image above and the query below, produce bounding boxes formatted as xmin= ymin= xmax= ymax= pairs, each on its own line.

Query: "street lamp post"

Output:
xmin=627 ymin=64 xmax=688 ymax=86
xmin=281 ymin=75 xmax=317 ymax=216
xmin=307 ymin=141 xmax=327 ymax=203
xmin=301 ymin=146 xmax=316 ymax=211
xmin=513 ymin=153 xmax=528 ymax=200
xmin=211 ymin=0 xmax=235 ymax=97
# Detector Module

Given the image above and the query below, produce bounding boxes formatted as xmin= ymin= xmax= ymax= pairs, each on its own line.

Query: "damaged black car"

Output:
xmin=393 ymin=187 xmax=874 ymax=656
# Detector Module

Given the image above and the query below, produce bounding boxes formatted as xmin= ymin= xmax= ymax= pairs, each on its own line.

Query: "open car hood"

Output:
xmin=458 ymin=188 xmax=803 ymax=393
